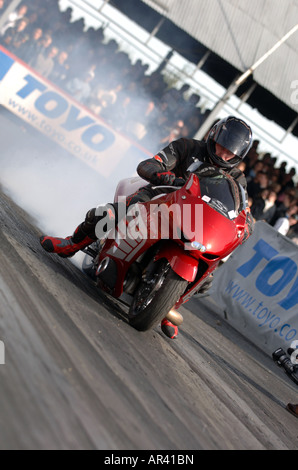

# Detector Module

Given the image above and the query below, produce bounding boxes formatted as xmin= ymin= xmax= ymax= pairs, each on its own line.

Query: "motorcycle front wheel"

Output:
xmin=128 ymin=259 xmax=188 ymax=331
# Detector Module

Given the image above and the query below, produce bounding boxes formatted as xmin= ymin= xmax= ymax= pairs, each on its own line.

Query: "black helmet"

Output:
xmin=206 ymin=116 xmax=253 ymax=169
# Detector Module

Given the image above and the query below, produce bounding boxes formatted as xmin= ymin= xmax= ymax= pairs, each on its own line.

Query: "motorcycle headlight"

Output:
xmin=191 ymin=241 xmax=207 ymax=252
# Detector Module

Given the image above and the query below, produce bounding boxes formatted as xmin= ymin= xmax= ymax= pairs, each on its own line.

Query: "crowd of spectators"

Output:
xmin=0 ymin=0 xmax=297 ymax=242
xmin=242 ymin=140 xmax=298 ymax=242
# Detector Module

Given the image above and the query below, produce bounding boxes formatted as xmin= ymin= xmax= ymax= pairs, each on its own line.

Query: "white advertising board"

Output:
xmin=0 ymin=46 xmax=150 ymax=178
xmin=211 ymin=222 xmax=298 ymax=356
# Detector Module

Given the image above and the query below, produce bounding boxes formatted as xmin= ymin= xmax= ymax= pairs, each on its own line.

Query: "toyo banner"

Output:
xmin=0 ymin=46 xmax=150 ymax=177
xmin=211 ymin=222 xmax=298 ymax=356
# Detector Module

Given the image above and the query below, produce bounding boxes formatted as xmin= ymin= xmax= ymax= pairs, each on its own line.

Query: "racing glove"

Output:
xmin=155 ymin=171 xmax=176 ymax=185
xmin=137 ymin=159 xmax=180 ymax=186
xmin=172 ymin=177 xmax=185 ymax=187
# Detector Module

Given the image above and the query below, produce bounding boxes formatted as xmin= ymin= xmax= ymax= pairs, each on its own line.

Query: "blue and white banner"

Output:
xmin=211 ymin=222 xmax=298 ymax=356
xmin=0 ymin=46 xmax=150 ymax=178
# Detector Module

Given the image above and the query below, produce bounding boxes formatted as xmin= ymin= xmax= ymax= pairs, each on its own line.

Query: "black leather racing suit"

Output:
xmin=138 ymin=138 xmax=247 ymax=194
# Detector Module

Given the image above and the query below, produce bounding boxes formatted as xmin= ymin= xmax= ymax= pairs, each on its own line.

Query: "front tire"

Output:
xmin=128 ymin=260 xmax=188 ymax=331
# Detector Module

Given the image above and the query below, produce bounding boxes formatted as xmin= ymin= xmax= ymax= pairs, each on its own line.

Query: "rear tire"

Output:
xmin=128 ymin=260 xmax=188 ymax=331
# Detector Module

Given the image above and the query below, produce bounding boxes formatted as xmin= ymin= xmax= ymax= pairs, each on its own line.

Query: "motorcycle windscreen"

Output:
xmin=180 ymin=175 xmax=245 ymax=255
xmin=198 ymin=175 xmax=245 ymax=220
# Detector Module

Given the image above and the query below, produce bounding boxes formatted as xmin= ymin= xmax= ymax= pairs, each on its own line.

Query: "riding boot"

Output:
xmin=40 ymin=204 xmax=117 ymax=258
xmin=40 ymin=223 xmax=95 ymax=258
xmin=161 ymin=318 xmax=179 ymax=339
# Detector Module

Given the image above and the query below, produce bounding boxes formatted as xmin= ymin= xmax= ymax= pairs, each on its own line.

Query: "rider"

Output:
xmin=40 ymin=116 xmax=254 ymax=338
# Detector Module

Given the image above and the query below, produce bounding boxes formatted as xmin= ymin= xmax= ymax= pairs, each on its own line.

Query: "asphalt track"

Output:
xmin=0 ymin=188 xmax=298 ymax=451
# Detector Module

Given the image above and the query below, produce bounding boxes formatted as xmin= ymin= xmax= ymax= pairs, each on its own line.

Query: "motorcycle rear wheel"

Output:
xmin=128 ymin=259 xmax=188 ymax=331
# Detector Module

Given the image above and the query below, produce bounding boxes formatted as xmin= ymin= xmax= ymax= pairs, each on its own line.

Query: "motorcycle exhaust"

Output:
xmin=96 ymin=257 xmax=110 ymax=276
xmin=96 ymin=257 xmax=118 ymax=290
xmin=166 ymin=309 xmax=184 ymax=326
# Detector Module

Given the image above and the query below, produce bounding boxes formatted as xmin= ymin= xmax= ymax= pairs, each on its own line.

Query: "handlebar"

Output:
xmin=152 ymin=178 xmax=186 ymax=190
xmin=151 ymin=186 xmax=181 ymax=190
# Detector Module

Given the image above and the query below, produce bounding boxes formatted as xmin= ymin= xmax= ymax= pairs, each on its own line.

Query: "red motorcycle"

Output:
xmin=82 ymin=169 xmax=247 ymax=331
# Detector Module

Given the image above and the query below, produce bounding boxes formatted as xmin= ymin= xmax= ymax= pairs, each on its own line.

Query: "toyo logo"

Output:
xmin=237 ymin=239 xmax=298 ymax=311
xmin=0 ymin=48 xmax=116 ymax=155
xmin=224 ymin=237 xmax=298 ymax=344
xmin=15 ymin=75 xmax=115 ymax=152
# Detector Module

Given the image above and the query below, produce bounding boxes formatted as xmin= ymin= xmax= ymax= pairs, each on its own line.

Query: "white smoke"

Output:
xmin=0 ymin=113 xmax=119 ymax=267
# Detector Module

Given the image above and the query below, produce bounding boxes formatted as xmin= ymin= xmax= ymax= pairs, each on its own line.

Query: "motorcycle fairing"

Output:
xmin=97 ymin=172 xmax=247 ymax=299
